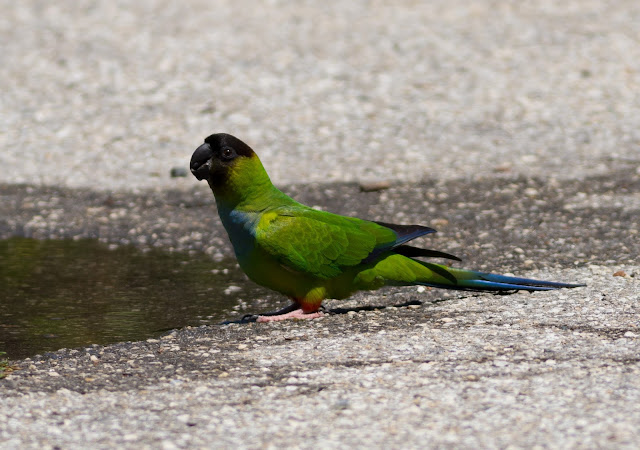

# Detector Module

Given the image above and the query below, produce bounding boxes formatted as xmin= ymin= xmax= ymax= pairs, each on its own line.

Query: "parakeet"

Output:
xmin=190 ymin=133 xmax=583 ymax=322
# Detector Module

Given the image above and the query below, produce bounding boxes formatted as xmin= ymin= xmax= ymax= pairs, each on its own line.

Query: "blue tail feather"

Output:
xmin=416 ymin=263 xmax=585 ymax=292
xmin=453 ymin=279 xmax=557 ymax=291
xmin=477 ymin=272 xmax=585 ymax=290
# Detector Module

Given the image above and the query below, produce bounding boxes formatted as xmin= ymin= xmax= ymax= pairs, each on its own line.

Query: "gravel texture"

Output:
xmin=2 ymin=171 xmax=639 ymax=448
xmin=1 ymin=0 xmax=639 ymax=190
xmin=2 ymin=0 xmax=640 ymax=448
xmin=1 ymin=267 xmax=639 ymax=449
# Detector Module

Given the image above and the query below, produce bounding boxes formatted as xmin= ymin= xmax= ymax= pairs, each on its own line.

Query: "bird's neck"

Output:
xmin=209 ymin=156 xmax=288 ymax=212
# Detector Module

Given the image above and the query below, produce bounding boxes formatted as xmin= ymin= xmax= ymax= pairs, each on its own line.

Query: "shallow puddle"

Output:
xmin=0 ymin=237 xmax=274 ymax=360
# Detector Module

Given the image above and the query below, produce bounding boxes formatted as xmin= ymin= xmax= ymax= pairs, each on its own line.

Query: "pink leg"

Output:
xmin=256 ymin=308 xmax=323 ymax=322
xmin=252 ymin=302 xmax=323 ymax=322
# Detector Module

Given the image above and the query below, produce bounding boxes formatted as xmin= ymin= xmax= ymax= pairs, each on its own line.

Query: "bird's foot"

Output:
xmin=240 ymin=303 xmax=325 ymax=323
xmin=256 ymin=308 xmax=323 ymax=322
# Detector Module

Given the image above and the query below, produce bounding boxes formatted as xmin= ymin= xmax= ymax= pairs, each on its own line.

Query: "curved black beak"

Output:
xmin=190 ymin=142 xmax=214 ymax=181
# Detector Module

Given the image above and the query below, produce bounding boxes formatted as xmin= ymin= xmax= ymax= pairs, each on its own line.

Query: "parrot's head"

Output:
xmin=190 ymin=133 xmax=258 ymax=186
xmin=190 ymin=133 xmax=272 ymax=202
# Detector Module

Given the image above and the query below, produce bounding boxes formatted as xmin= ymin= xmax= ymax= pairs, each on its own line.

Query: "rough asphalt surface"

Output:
xmin=2 ymin=1 xmax=640 ymax=448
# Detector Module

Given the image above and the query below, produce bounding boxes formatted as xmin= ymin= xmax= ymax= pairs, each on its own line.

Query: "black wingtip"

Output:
xmin=374 ymin=221 xmax=437 ymax=239
xmin=394 ymin=245 xmax=462 ymax=262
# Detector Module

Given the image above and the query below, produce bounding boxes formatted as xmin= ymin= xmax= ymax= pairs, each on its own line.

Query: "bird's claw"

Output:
xmin=239 ymin=314 xmax=259 ymax=323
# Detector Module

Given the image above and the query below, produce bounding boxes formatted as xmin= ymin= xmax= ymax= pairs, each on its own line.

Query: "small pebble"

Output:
xmin=359 ymin=181 xmax=391 ymax=192
xmin=170 ymin=167 xmax=188 ymax=178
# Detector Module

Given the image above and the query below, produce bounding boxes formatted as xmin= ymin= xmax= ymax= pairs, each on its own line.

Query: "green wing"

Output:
xmin=254 ymin=207 xmax=429 ymax=279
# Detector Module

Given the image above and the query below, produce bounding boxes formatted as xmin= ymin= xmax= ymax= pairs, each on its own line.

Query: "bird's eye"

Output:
xmin=221 ymin=147 xmax=236 ymax=160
